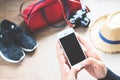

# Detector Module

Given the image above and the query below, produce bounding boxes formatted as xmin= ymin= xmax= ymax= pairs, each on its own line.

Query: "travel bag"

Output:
xmin=20 ymin=0 xmax=86 ymax=32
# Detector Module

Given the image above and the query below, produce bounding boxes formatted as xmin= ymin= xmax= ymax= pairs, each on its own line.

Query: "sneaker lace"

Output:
xmin=11 ymin=28 xmax=29 ymax=45
xmin=1 ymin=31 xmax=13 ymax=47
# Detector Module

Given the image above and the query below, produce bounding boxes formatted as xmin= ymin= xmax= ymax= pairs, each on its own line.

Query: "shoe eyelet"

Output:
xmin=0 ymin=35 xmax=3 ymax=38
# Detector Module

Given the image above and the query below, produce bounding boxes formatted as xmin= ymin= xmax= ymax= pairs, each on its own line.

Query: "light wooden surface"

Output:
xmin=0 ymin=0 xmax=120 ymax=80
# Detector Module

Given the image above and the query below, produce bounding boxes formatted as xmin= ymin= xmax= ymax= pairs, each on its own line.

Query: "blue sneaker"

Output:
xmin=0 ymin=30 xmax=25 ymax=63
xmin=1 ymin=20 xmax=38 ymax=52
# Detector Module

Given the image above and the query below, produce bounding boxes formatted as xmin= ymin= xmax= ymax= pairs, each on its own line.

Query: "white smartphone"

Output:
xmin=57 ymin=28 xmax=86 ymax=67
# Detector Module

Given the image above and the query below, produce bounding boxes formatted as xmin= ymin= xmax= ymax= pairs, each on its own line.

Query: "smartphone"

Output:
xmin=57 ymin=28 xmax=86 ymax=67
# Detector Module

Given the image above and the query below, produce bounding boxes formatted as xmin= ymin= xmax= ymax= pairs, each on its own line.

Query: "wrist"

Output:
xmin=98 ymin=67 xmax=108 ymax=80
xmin=104 ymin=66 xmax=108 ymax=78
xmin=98 ymin=68 xmax=120 ymax=80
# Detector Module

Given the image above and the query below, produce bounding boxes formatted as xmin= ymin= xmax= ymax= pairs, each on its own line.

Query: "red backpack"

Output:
xmin=21 ymin=0 xmax=86 ymax=32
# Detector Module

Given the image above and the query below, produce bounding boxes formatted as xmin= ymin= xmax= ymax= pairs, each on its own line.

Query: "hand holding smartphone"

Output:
xmin=57 ymin=28 xmax=86 ymax=67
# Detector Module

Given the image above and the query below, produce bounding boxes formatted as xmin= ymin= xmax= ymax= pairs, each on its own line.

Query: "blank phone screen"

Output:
xmin=60 ymin=33 xmax=86 ymax=66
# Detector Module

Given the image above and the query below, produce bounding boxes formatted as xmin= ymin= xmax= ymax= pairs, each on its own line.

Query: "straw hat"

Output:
xmin=89 ymin=11 xmax=120 ymax=53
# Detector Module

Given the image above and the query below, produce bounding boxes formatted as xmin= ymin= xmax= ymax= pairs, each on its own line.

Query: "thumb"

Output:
xmin=70 ymin=61 xmax=86 ymax=78
xmin=81 ymin=57 xmax=98 ymax=67
xmin=70 ymin=58 xmax=91 ymax=75
xmin=70 ymin=66 xmax=81 ymax=79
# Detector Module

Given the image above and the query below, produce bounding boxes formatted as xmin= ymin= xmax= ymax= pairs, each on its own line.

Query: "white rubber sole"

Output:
xmin=21 ymin=42 xmax=38 ymax=52
xmin=0 ymin=50 xmax=25 ymax=63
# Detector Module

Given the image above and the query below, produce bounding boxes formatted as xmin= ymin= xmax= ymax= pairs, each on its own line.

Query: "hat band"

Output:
xmin=99 ymin=31 xmax=120 ymax=44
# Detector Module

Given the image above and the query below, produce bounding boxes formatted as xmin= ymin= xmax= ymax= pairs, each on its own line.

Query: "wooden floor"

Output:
xmin=0 ymin=1 xmax=63 ymax=80
xmin=0 ymin=0 xmax=23 ymax=24
xmin=0 ymin=0 xmax=38 ymax=26
xmin=0 ymin=0 xmax=120 ymax=80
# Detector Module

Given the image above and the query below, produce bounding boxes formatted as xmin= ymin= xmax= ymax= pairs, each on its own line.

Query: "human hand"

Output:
xmin=82 ymin=57 xmax=107 ymax=79
xmin=76 ymin=33 xmax=108 ymax=79
xmin=56 ymin=42 xmax=82 ymax=80
xmin=76 ymin=33 xmax=101 ymax=60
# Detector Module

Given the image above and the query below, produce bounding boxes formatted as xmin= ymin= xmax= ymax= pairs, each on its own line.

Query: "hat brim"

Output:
xmin=89 ymin=14 xmax=120 ymax=53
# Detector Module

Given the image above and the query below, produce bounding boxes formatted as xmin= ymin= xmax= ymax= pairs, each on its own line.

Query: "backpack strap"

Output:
xmin=20 ymin=0 xmax=45 ymax=18
xmin=39 ymin=0 xmax=73 ymax=28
